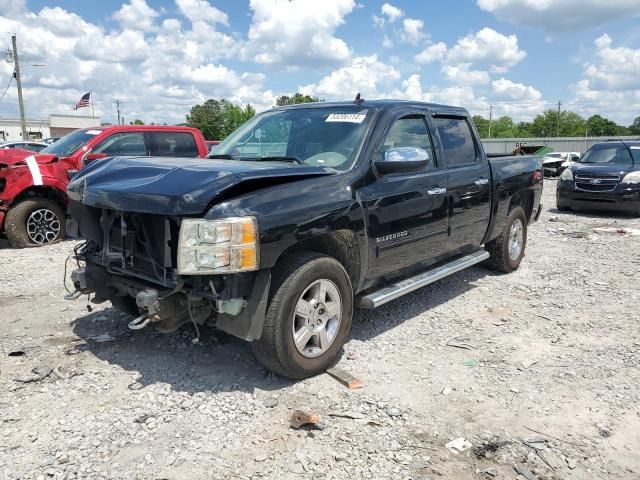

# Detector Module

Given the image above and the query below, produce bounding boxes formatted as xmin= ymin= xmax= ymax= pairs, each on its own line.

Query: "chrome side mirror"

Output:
xmin=375 ymin=147 xmax=432 ymax=174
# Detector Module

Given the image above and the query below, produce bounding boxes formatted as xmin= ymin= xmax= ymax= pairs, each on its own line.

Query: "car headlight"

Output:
xmin=621 ymin=171 xmax=640 ymax=184
xmin=177 ymin=217 xmax=259 ymax=275
xmin=560 ymin=168 xmax=573 ymax=181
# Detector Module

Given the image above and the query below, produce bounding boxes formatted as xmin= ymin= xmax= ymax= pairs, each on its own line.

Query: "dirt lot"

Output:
xmin=1 ymin=181 xmax=639 ymax=480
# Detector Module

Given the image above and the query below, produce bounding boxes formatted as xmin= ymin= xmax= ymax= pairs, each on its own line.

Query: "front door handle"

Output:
xmin=427 ymin=187 xmax=447 ymax=195
xmin=474 ymin=178 xmax=489 ymax=186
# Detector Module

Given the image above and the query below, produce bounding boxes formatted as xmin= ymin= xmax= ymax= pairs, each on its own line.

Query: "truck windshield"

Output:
xmin=212 ymin=108 xmax=373 ymax=170
xmin=580 ymin=144 xmax=634 ymax=164
xmin=40 ymin=129 xmax=102 ymax=157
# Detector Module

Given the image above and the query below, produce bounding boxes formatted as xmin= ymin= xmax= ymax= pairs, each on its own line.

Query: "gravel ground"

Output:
xmin=1 ymin=180 xmax=639 ymax=480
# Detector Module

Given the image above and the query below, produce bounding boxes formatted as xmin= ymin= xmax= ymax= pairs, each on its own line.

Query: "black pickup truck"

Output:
xmin=66 ymin=100 xmax=543 ymax=379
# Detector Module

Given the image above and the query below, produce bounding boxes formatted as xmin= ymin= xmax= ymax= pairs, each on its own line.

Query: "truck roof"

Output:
xmin=77 ymin=125 xmax=202 ymax=134
xmin=274 ymin=99 xmax=469 ymax=116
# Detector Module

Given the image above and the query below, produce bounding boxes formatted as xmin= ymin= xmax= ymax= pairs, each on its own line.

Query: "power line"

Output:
xmin=0 ymin=75 xmax=13 ymax=102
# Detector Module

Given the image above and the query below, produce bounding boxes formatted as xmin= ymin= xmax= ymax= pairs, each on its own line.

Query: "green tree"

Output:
xmin=472 ymin=115 xmax=489 ymax=138
xmin=586 ymin=115 xmax=618 ymax=137
xmin=492 ymin=116 xmax=516 ymax=138
xmin=129 ymin=119 xmax=144 ymax=125
xmin=275 ymin=93 xmax=320 ymax=106
xmin=630 ymin=116 xmax=640 ymax=135
xmin=528 ymin=110 xmax=586 ymax=137
xmin=186 ymin=99 xmax=256 ymax=140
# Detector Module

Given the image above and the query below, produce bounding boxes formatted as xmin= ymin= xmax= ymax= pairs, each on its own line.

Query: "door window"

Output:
xmin=93 ymin=132 xmax=147 ymax=156
xmin=147 ymin=132 xmax=199 ymax=157
xmin=434 ymin=117 xmax=478 ymax=167
xmin=380 ymin=115 xmax=435 ymax=168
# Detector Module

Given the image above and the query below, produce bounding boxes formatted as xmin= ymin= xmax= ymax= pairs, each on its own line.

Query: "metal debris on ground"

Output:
xmin=445 ymin=336 xmax=475 ymax=350
xmin=514 ymin=463 xmax=538 ymax=480
xmin=263 ymin=397 xmax=278 ymax=408
xmin=594 ymin=227 xmax=640 ymax=236
xmin=325 ymin=367 xmax=364 ymax=389
xmin=289 ymin=410 xmax=327 ymax=430
xmin=445 ymin=437 xmax=472 ymax=454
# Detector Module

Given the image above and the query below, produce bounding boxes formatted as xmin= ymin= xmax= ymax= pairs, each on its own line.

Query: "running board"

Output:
xmin=358 ymin=250 xmax=489 ymax=309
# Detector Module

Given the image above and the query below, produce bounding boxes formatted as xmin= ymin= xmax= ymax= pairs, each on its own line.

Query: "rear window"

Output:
xmin=434 ymin=117 xmax=477 ymax=167
xmin=148 ymin=132 xmax=199 ymax=157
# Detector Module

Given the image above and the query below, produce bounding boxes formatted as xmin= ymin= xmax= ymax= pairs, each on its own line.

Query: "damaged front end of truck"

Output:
xmin=64 ymin=155 xmax=333 ymax=341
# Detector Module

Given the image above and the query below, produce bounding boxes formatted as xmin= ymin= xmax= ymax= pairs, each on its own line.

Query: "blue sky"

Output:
xmin=1 ymin=0 xmax=639 ymax=124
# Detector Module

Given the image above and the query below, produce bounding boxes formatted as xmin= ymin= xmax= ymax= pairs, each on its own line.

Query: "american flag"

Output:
xmin=73 ymin=92 xmax=91 ymax=110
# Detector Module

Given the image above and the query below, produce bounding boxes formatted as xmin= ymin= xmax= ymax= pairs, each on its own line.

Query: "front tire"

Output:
xmin=5 ymin=198 xmax=66 ymax=248
xmin=485 ymin=206 xmax=527 ymax=273
xmin=252 ymin=252 xmax=353 ymax=379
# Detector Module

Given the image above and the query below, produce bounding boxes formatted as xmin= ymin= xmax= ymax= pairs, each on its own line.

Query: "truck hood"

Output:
xmin=67 ymin=156 xmax=336 ymax=215
xmin=0 ymin=149 xmax=57 ymax=167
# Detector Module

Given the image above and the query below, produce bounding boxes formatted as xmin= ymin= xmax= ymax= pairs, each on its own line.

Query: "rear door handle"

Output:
xmin=427 ymin=187 xmax=447 ymax=195
xmin=474 ymin=178 xmax=489 ymax=186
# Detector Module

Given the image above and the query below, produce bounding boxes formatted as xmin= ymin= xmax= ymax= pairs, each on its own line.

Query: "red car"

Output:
xmin=0 ymin=125 xmax=209 ymax=247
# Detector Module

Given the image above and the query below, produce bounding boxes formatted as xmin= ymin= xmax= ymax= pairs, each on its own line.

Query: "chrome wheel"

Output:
xmin=26 ymin=208 xmax=61 ymax=244
xmin=292 ymin=279 xmax=342 ymax=359
xmin=508 ymin=218 xmax=524 ymax=261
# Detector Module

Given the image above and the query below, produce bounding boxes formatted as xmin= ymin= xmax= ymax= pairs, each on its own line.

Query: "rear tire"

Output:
xmin=5 ymin=198 xmax=66 ymax=248
xmin=252 ymin=252 xmax=353 ymax=379
xmin=485 ymin=206 xmax=527 ymax=273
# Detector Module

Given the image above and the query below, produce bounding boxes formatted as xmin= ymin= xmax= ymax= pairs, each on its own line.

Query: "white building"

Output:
xmin=0 ymin=114 xmax=101 ymax=141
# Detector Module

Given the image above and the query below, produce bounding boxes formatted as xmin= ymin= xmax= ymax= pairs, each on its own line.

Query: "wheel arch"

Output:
xmin=10 ymin=185 xmax=67 ymax=209
xmin=274 ymin=230 xmax=362 ymax=292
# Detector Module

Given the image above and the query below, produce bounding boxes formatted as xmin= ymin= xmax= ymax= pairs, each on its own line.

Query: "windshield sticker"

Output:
xmin=86 ymin=129 xmax=102 ymax=135
xmin=326 ymin=113 xmax=366 ymax=124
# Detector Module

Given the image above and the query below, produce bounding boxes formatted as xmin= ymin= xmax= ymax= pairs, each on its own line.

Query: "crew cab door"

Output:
xmin=432 ymin=115 xmax=491 ymax=250
xmin=361 ymin=112 xmax=449 ymax=280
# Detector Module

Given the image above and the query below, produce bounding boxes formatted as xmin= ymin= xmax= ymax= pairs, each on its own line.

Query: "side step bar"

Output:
xmin=358 ymin=250 xmax=489 ymax=309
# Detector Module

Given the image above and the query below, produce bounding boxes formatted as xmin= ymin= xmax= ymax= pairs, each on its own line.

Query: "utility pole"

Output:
xmin=488 ymin=105 xmax=493 ymax=139
xmin=115 ymin=99 xmax=121 ymax=125
xmin=11 ymin=35 xmax=27 ymax=140
xmin=556 ymin=100 xmax=562 ymax=138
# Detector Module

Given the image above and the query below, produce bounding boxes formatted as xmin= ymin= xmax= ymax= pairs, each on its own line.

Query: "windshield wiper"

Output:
xmin=244 ymin=156 xmax=304 ymax=164
xmin=208 ymin=153 xmax=234 ymax=159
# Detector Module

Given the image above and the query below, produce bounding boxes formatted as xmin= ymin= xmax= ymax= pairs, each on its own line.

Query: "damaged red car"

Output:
xmin=0 ymin=125 xmax=209 ymax=248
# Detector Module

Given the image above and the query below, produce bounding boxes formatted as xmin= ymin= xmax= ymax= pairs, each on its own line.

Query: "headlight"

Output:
xmin=177 ymin=217 xmax=259 ymax=275
xmin=621 ymin=171 xmax=640 ymax=184
xmin=560 ymin=168 xmax=573 ymax=181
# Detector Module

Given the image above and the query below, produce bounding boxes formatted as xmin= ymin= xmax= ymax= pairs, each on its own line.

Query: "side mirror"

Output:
xmin=84 ymin=152 xmax=108 ymax=163
xmin=374 ymin=147 xmax=431 ymax=174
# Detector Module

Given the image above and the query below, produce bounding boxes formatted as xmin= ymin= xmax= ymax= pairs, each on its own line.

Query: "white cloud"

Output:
xmin=176 ymin=0 xmax=229 ymax=25
xmin=476 ymin=0 xmax=640 ymax=31
xmin=414 ymin=42 xmax=447 ymax=64
xmin=571 ymin=34 xmax=640 ymax=124
xmin=442 ymin=64 xmax=491 ymax=85
xmin=0 ymin=1 xmax=272 ymax=124
xmin=243 ymin=0 xmax=355 ymax=66
xmin=492 ymin=78 xmax=542 ymax=101
xmin=401 ymin=18 xmax=425 ymax=45
xmin=381 ymin=3 xmax=404 ymax=22
xmin=113 ymin=0 xmax=159 ymax=31
xmin=300 ymin=55 xmax=401 ymax=99
xmin=445 ymin=27 xmax=526 ymax=73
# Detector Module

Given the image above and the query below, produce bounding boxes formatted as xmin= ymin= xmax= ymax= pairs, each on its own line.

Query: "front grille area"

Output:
xmin=575 ymin=173 xmax=619 ymax=192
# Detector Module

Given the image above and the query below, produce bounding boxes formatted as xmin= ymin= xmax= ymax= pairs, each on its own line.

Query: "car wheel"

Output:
xmin=5 ymin=198 xmax=66 ymax=248
xmin=485 ymin=206 xmax=527 ymax=273
xmin=252 ymin=252 xmax=353 ymax=379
